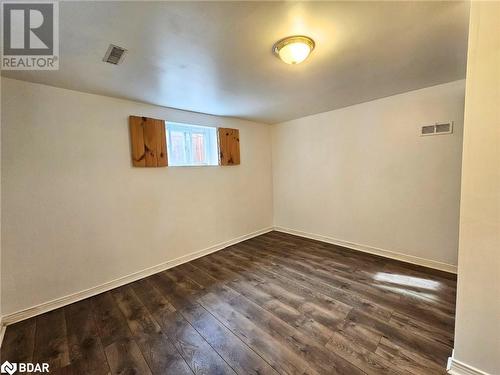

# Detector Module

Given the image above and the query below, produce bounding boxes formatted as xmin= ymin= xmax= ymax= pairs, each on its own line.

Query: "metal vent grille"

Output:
xmin=436 ymin=123 xmax=452 ymax=134
xmin=103 ymin=44 xmax=127 ymax=65
xmin=421 ymin=125 xmax=435 ymax=135
xmin=421 ymin=122 xmax=453 ymax=136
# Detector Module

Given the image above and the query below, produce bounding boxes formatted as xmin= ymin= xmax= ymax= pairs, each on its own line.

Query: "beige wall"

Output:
xmin=452 ymin=2 xmax=500 ymax=374
xmin=272 ymin=80 xmax=465 ymax=271
xmin=1 ymin=78 xmax=467 ymax=317
xmin=1 ymin=78 xmax=273 ymax=316
xmin=0 ymin=75 xmax=2 ymax=319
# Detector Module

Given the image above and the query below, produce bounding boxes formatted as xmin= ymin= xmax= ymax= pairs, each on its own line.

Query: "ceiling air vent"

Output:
xmin=421 ymin=122 xmax=453 ymax=136
xmin=103 ymin=44 xmax=127 ymax=65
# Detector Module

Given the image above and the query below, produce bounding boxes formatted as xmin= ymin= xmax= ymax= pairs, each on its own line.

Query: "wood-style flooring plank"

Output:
xmin=237 ymin=239 xmax=456 ymax=343
xmin=198 ymin=290 xmax=318 ymax=375
xmin=180 ymin=297 xmax=280 ymax=375
xmin=246 ymin=237 xmax=455 ymax=330
xmin=33 ymin=309 xmax=70 ymax=370
xmin=375 ymin=337 xmax=447 ymax=375
xmin=230 ymin=243 xmax=394 ymax=321
xmin=65 ymin=299 xmax=109 ymax=375
xmin=345 ymin=310 xmax=451 ymax=366
xmin=325 ymin=331 xmax=410 ymax=375
xmin=147 ymin=273 xmax=238 ymax=375
xmin=186 ymin=263 xmax=366 ymax=375
xmin=218 ymin=251 xmax=354 ymax=326
xmin=166 ymin=264 xmax=286 ymax=375
xmin=105 ymin=338 xmax=152 ymax=375
xmin=197 ymin=255 xmax=338 ymax=345
xmin=0 ymin=319 xmax=36 ymax=364
xmin=111 ymin=285 xmax=193 ymax=375
xmin=389 ymin=311 xmax=454 ymax=349
xmin=204 ymin=291 xmax=365 ymax=375
xmin=3 ymin=231 xmax=456 ymax=375
xmin=91 ymin=291 xmax=133 ymax=348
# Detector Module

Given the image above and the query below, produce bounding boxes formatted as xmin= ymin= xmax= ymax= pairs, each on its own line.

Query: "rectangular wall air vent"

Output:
xmin=421 ymin=122 xmax=453 ymax=136
xmin=103 ymin=44 xmax=127 ymax=65
xmin=421 ymin=125 xmax=436 ymax=135
xmin=435 ymin=123 xmax=452 ymax=134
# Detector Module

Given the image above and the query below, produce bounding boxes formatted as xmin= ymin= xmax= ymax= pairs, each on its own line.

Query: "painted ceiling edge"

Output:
xmin=0 ymin=76 xmax=274 ymax=126
xmin=1 ymin=76 xmax=466 ymax=126
xmin=269 ymin=78 xmax=467 ymax=125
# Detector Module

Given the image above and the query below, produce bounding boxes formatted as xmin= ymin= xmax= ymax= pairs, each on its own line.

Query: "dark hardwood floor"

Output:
xmin=1 ymin=231 xmax=457 ymax=375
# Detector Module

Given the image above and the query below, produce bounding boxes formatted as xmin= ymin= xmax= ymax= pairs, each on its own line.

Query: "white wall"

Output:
xmin=452 ymin=2 xmax=500 ymax=374
xmin=272 ymin=80 xmax=465 ymax=271
xmin=1 ymin=78 xmax=273 ymax=316
xmin=0 ymin=75 xmax=2 ymax=322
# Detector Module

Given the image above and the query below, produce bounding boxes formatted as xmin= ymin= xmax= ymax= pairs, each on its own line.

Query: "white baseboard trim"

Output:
xmin=274 ymin=226 xmax=457 ymax=274
xmin=447 ymin=357 xmax=492 ymax=375
xmin=1 ymin=227 xmax=273 ymax=326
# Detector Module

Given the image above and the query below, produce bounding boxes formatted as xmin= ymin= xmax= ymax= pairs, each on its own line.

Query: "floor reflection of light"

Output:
xmin=377 ymin=284 xmax=440 ymax=302
xmin=374 ymin=272 xmax=440 ymax=291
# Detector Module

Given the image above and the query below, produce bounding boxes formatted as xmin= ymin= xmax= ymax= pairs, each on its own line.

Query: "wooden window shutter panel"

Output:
xmin=129 ymin=116 xmax=146 ymax=167
xmin=129 ymin=116 xmax=167 ymax=167
xmin=218 ymin=128 xmax=240 ymax=165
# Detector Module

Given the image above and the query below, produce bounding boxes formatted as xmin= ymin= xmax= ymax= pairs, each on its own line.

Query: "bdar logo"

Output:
xmin=0 ymin=361 xmax=17 ymax=375
xmin=0 ymin=362 xmax=49 ymax=374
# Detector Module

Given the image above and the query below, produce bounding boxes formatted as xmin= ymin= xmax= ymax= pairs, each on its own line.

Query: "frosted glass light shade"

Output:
xmin=273 ymin=36 xmax=315 ymax=65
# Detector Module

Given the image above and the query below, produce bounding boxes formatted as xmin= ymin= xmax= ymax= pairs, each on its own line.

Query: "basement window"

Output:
xmin=166 ymin=122 xmax=218 ymax=166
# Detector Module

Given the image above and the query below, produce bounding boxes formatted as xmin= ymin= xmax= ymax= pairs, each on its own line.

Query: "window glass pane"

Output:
xmin=169 ymin=130 xmax=187 ymax=165
xmin=166 ymin=122 xmax=218 ymax=166
xmin=191 ymin=133 xmax=205 ymax=163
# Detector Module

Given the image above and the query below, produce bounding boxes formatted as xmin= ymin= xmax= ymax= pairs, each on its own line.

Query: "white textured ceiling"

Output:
xmin=2 ymin=1 xmax=469 ymax=124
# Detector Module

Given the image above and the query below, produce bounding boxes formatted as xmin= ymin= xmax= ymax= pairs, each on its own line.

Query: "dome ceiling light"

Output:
xmin=273 ymin=35 xmax=315 ymax=65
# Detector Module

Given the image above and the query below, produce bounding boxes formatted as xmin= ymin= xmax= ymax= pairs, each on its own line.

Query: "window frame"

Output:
xmin=165 ymin=121 xmax=219 ymax=167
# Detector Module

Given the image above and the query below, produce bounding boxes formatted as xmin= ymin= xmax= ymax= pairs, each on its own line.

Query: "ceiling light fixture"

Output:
xmin=273 ymin=35 xmax=315 ymax=65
